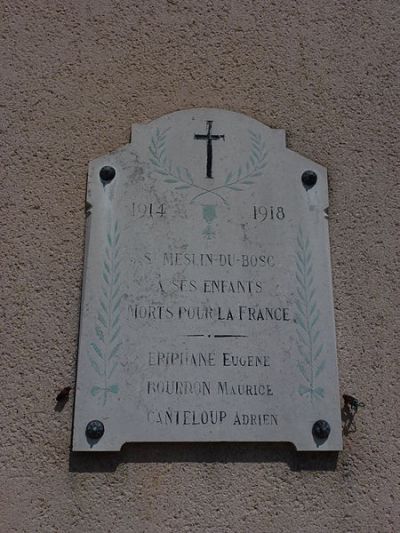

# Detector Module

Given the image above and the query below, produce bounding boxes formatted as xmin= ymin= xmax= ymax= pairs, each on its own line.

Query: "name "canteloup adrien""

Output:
xmin=147 ymin=380 xmax=273 ymax=397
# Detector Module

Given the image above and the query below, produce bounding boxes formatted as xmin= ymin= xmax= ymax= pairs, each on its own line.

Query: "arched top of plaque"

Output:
xmin=89 ymin=108 xmax=328 ymax=213
xmin=74 ymin=109 xmax=341 ymax=452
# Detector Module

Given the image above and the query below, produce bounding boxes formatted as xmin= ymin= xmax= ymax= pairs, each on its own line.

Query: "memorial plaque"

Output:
xmin=73 ymin=109 xmax=342 ymax=451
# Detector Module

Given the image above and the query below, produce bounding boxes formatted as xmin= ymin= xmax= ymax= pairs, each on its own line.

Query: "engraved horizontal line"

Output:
xmin=182 ymin=334 xmax=248 ymax=338
xmin=214 ymin=335 xmax=248 ymax=338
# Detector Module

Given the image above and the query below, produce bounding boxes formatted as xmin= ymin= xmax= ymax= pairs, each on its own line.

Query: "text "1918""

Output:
xmin=253 ymin=206 xmax=285 ymax=221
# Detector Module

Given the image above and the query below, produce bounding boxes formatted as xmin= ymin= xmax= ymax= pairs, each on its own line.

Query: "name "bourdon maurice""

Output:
xmin=146 ymin=381 xmax=273 ymax=396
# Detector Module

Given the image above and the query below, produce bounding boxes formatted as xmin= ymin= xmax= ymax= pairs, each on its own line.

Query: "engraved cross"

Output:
xmin=194 ymin=120 xmax=225 ymax=179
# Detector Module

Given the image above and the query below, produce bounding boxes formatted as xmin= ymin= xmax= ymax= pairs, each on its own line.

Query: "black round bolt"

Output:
xmin=312 ymin=419 xmax=331 ymax=440
xmin=301 ymin=170 xmax=317 ymax=190
xmin=99 ymin=165 xmax=116 ymax=183
xmin=86 ymin=419 xmax=105 ymax=440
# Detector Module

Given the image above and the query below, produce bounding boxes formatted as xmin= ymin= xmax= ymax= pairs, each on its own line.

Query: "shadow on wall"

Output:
xmin=69 ymin=443 xmax=338 ymax=474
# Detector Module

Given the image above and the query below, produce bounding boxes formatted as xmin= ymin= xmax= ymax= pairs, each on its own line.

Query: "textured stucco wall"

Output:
xmin=1 ymin=1 xmax=399 ymax=532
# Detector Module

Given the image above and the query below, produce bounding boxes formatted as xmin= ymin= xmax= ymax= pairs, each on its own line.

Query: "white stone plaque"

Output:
xmin=73 ymin=109 xmax=342 ymax=451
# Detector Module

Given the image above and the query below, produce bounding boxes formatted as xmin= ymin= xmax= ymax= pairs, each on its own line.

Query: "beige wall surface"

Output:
xmin=1 ymin=1 xmax=399 ymax=531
